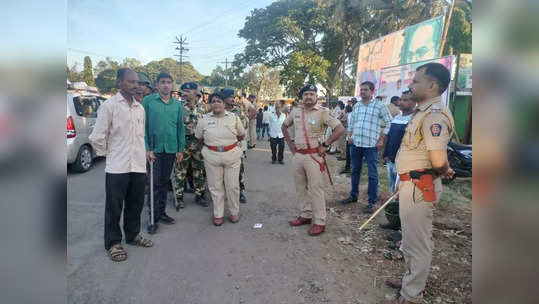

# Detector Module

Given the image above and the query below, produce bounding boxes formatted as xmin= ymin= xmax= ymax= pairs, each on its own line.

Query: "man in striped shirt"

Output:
xmin=340 ymin=81 xmax=392 ymax=213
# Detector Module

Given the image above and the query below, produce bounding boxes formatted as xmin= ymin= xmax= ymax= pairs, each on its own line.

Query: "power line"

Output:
xmin=219 ymin=58 xmax=230 ymax=87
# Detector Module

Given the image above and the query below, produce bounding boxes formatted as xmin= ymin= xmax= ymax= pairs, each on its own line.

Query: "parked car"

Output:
xmin=67 ymin=92 xmax=106 ymax=172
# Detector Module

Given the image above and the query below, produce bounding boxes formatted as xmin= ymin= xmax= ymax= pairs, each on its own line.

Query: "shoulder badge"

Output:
xmin=430 ymin=123 xmax=442 ymax=137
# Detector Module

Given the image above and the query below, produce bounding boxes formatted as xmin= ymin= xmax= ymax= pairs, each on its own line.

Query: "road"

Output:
xmin=68 ymin=139 xmax=387 ymax=304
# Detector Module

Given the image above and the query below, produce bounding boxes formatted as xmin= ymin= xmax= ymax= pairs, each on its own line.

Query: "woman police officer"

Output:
xmin=195 ymin=93 xmax=246 ymax=226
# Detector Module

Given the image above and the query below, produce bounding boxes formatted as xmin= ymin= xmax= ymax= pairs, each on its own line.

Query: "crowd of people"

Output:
xmin=88 ymin=62 xmax=456 ymax=304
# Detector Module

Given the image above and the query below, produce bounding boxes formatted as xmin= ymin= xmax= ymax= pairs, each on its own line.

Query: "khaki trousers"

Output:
xmin=202 ymin=147 xmax=242 ymax=218
xmin=399 ymin=178 xmax=442 ymax=303
xmin=249 ymin=119 xmax=257 ymax=145
xmin=292 ymin=153 xmax=326 ymax=225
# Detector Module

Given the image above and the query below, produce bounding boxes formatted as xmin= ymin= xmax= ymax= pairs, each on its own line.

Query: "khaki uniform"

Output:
xmin=283 ymin=105 xmax=341 ymax=225
xmin=395 ymin=96 xmax=454 ymax=303
xmin=174 ymin=102 xmax=206 ymax=198
xmin=229 ymin=105 xmax=248 ymax=192
xmin=243 ymin=100 xmax=257 ymax=145
xmin=195 ymin=111 xmax=245 ymax=218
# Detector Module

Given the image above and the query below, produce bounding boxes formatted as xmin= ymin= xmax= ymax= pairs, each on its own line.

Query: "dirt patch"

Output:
xmin=319 ymin=155 xmax=472 ymax=303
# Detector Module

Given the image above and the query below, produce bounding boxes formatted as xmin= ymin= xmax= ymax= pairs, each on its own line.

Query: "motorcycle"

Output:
xmin=443 ymin=141 xmax=472 ymax=184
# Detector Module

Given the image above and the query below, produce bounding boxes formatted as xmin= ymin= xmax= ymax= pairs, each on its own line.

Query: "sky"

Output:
xmin=67 ymin=0 xmax=275 ymax=75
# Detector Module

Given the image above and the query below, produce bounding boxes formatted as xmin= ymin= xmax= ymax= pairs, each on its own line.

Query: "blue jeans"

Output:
xmin=386 ymin=161 xmax=397 ymax=193
xmin=261 ymin=124 xmax=269 ymax=137
xmin=350 ymin=146 xmax=378 ymax=205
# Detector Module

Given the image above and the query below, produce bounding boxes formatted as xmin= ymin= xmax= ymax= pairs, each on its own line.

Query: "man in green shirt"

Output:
xmin=143 ymin=72 xmax=185 ymax=232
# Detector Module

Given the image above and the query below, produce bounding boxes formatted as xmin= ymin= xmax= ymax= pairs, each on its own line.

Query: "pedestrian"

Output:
xmin=261 ymin=105 xmax=270 ymax=138
xmin=388 ymin=95 xmax=402 ymax=117
xmin=282 ymin=84 xmax=345 ymax=236
xmin=135 ymin=72 xmax=154 ymax=102
xmin=89 ymin=68 xmax=153 ymax=262
xmin=245 ymin=94 xmax=258 ymax=149
xmin=222 ymin=89 xmax=248 ymax=203
xmin=195 ymin=93 xmax=246 ymax=226
xmin=142 ymin=72 xmax=185 ymax=232
xmin=340 ymin=81 xmax=392 ymax=214
xmin=383 ymin=90 xmax=415 ymax=195
xmin=268 ymin=102 xmax=286 ymax=164
xmin=333 ymin=101 xmax=346 ymax=157
xmin=174 ymin=82 xmax=208 ymax=209
xmin=256 ymin=108 xmax=263 ymax=140
xmin=384 ymin=63 xmax=455 ymax=304
xmin=339 ymin=104 xmax=354 ymax=173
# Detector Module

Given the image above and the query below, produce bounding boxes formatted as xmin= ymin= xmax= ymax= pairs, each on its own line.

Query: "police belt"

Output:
xmin=399 ymin=169 xmax=437 ymax=202
xmin=296 ymin=147 xmax=320 ymax=154
xmin=204 ymin=142 xmax=238 ymax=152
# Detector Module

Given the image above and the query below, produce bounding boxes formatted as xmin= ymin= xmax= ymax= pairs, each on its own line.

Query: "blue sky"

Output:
xmin=67 ymin=0 xmax=275 ymax=75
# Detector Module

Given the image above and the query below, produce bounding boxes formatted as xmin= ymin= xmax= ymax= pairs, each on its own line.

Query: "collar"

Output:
xmin=304 ymin=105 xmax=320 ymax=112
xmin=417 ymin=96 xmax=442 ymax=112
xmin=116 ymin=92 xmax=139 ymax=107
xmin=209 ymin=110 xmax=231 ymax=117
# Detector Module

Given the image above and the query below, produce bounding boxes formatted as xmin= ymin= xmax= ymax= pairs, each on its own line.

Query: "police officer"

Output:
xmin=222 ymin=89 xmax=248 ymax=203
xmin=282 ymin=85 xmax=345 ymax=236
xmin=195 ymin=93 xmax=245 ymax=226
xmin=174 ymin=82 xmax=208 ymax=208
xmin=135 ymin=72 xmax=154 ymax=102
xmin=385 ymin=63 xmax=455 ymax=304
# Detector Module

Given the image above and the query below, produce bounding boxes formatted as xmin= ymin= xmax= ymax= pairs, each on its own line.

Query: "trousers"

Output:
xmin=104 ymin=172 xmax=145 ymax=250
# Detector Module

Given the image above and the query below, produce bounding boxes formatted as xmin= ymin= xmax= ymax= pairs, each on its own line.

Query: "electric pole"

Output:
xmin=219 ymin=57 xmax=229 ymax=87
xmin=173 ymin=35 xmax=189 ymax=84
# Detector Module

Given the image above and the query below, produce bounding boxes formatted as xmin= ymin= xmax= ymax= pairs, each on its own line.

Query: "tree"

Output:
xmin=134 ymin=58 xmax=203 ymax=86
xmin=95 ymin=68 xmax=117 ymax=94
xmin=121 ymin=58 xmax=141 ymax=69
xmin=83 ymin=56 xmax=95 ymax=86
xmin=242 ymin=65 xmax=282 ymax=101
xmin=67 ymin=63 xmax=84 ymax=82
xmin=94 ymin=57 xmax=120 ymax=75
xmin=442 ymin=0 xmax=472 ymax=55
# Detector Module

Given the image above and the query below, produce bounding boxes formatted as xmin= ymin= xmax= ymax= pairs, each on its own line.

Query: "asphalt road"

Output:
xmin=67 ymin=139 xmax=384 ymax=304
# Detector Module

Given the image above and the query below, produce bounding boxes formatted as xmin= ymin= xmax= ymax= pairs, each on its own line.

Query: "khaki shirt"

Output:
xmin=395 ymin=96 xmax=455 ymax=174
xmin=243 ymin=100 xmax=256 ymax=120
xmin=283 ymin=105 xmax=341 ymax=149
xmin=89 ymin=92 xmax=146 ymax=174
xmin=195 ymin=111 xmax=246 ymax=147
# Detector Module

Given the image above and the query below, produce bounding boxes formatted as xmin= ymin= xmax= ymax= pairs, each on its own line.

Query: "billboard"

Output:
xmin=355 ymin=16 xmax=445 ymax=95
xmin=377 ymin=55 xmax=455 ymax=106
xmin=456 ymin=54 xmax=472 ymax=95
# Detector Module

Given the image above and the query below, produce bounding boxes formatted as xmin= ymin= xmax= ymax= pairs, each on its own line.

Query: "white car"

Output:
xmin=67 ymin=92 xmax=106 ymax=172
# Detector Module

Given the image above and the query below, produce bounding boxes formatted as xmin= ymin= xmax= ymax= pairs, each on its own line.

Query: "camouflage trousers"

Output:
xmin=240 ymin=157 xmax=245 ymax=192
xmin=174 ymin=139 xmax=206 ymax=198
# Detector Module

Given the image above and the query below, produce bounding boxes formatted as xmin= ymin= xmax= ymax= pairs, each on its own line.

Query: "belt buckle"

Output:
xmin=217 ymin=146 xmax=225 ymax=152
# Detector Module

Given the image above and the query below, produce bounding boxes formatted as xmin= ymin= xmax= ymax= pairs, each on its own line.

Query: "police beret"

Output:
xmin=299 ymin=84 xmax=317 ymax=97
xmin=180 ymin=82 xmax=198 ymax=90
xmin=220 ymin=89 xmax=235 ymax=99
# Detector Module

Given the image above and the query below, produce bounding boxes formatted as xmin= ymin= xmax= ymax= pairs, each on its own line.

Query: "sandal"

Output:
xmin=108 ymin=244 xmax=127 ymax=262
xmin=127 ymin=235 xmax=153 ymax=248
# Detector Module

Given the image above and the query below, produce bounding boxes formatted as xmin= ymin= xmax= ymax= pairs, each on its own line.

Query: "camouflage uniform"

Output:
xmin=174 ymin=102 xmax=206 ymax=199
xmin=228 ymin=105 xmax=247 ymax=192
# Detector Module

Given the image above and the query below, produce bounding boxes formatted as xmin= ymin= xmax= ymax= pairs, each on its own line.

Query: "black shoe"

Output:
xmin=279 ymin=160 xmax=284 ymax=165
xmin=387 ymin=231 xmax=402 ymax=242
xmin=272 ymin=159 xmax=276 ymax=164
xmin=327 ymin=150 xmax=337 ymax=155
xmin=240 ymin=192 xmax=247 ymax=204
xmin=379 ymin=223 xmax=400 ymax=230
xmin=176 ymin=197 xmax=185 ymax=211
xmin=195 ymin=195 xmax=209 ymax=207
xmin=248 ymin=145 xmax=256 ymax=149
xmin=160 ymin=213 xmax=175 ymax=225
xmin=339 ymin=167 xmax=351 ymax=174
xmin=363 ymin=204 xmax=375 ymax=214
xmin=336 ymin=156 xmax=346 ymax=161
xmin=340 ymin=196 xmax=357 ymax=205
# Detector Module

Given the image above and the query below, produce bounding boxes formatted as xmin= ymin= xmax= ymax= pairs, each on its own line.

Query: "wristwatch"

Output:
xmin=322 ymin=142 xmax=329 ymax=148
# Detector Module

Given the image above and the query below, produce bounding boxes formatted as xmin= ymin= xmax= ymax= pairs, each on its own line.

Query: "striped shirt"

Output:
xmin=348 ymin=98 xmax=392 ymax=147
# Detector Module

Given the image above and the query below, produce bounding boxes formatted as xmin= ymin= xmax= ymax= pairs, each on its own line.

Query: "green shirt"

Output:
xmin=142 ymin=93 xmax=185 ymax=153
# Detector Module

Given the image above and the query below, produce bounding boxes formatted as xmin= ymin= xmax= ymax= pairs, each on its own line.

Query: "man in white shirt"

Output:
xmin=89 ymin=68 xmax=153 ymax=262
xmin=268 ymin=102 xmax=286 ymax=164
xmin=261 ymin=105 xmax=271 ymax=139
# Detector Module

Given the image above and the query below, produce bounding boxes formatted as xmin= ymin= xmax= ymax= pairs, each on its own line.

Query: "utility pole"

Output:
xmin=219 ymin=57 xmax=229 ymax=87
xmin=439 ymin=0 xmax=456 ymax=57
xmin=173 ymin=35 xmax=189 ymax=84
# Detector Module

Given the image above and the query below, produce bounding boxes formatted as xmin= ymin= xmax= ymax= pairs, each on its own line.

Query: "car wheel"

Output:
xmin=73 ymin=145 xmax=93 ymax=172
